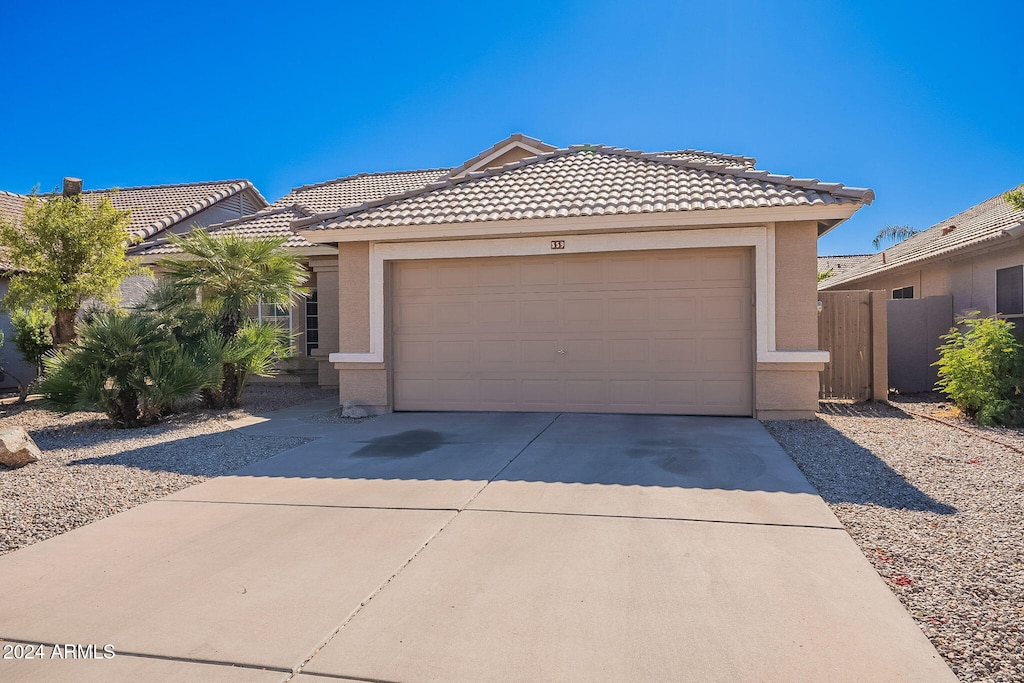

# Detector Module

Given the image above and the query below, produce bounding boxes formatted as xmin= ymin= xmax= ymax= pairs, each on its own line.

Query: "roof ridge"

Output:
xmin=287 ymin=167 xmax=452 ymax=195
xmin=662 ymin=148 xmax=758 ymax=165
xmin=75 ymin=179 xmax=254 ymax=194
xmin=295 ymin=144 xmax=873 ymax=231
xmin=0 ymin=189 xmax=26 ymax=199
xmin=293 ymin=149 xmax=567 ymax=230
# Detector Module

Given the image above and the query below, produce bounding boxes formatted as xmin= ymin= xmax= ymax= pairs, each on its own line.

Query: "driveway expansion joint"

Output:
xmin=464 ymin=506 xmax=848 ymax=531
xmin=285 ymin=413 xmax=563 ymax=681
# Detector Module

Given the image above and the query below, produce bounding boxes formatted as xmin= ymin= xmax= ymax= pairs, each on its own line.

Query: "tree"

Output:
xmin=0 ymin=192 xmax=139 ymax=345
xmin=872 ymin=224 xmax=918 ymax=249
xmin=818 ymin=268 xmax=834 ymax=282
xmin=1006 ymin=186 xmax=1024 ymax=212
xmin=156 ymin=231 xmax=308 ymax=408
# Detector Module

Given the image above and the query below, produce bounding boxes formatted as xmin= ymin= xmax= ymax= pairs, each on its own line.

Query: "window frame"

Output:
xmin=891 ymin=285 xmax=915 ymax=300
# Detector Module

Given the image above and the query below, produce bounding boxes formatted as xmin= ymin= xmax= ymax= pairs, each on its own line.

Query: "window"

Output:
xmin=892 ymin=286 xmax=914 ymax=300
xmin=996 ymin=266 xmax=1024 ymax=316
xmin=257 ymin=300 xmax=292 ymax=331
xmin=305 ymin=291 xmax=319 ymax=357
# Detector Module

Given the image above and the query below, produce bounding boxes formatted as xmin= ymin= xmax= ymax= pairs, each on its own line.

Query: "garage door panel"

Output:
xmin=392 ymin=250 xmax=752 ymax=415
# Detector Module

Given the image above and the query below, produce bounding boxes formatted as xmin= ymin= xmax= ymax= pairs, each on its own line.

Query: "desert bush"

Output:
xmin=934 ymin=314 xmax=1024 ymax=426
xmin=10 ymin=307 xmax=54 ymax=374
xmin=37 ymin=310 xmax=220 ymax=427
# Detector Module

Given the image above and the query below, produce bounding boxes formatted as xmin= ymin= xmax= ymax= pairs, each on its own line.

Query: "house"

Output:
xmin=819 ymin=188 xmax=1024 ymax=392
xmin=293 ymin=134 xmax=874 ymax=419
xmin=819 ymin=188 xmax=1024 ymax=312
xmin=0 ymin=180 xmax=268 ymax=389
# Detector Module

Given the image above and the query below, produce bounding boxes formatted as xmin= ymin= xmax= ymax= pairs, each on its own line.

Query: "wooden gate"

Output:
xmin=818 ymin=290 xmax=888 ymax=401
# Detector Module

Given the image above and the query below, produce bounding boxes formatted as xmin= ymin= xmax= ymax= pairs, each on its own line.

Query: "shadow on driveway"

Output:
xmin=62 ymin=409 xmax=957 ymax=514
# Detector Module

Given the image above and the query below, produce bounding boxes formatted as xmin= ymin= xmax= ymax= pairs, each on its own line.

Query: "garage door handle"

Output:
xmin=556 ymin=349 xmax=566 ymax=354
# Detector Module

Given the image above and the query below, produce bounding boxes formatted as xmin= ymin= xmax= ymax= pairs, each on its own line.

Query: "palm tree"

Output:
xmin=872 ymin=224 xmax=918 ymax=250
xmin=157 ymin=231 xmax=308 ymax=407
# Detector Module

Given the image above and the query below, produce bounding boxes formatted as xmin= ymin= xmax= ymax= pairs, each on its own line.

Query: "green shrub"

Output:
xmin=10 ymin=307 xmax=54 ymax=374
xmin=37 ymin=311 xmax=220 ymax=427
xmin=138 ymin=280 xmax=294 ymax=409
xmin=934 ymin=314 xmax=1024 ymax=425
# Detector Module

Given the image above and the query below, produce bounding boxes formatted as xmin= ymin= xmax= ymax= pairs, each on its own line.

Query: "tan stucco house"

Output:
xmin=820 ymin=188 xmax=1024 ymax=317
xmin=292 ymin=134 xmax=874 ymax=419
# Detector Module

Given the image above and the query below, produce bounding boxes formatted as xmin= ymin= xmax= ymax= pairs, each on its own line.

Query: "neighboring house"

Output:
xmin=0 ymin=180 xmax=267 ymax=389
xmin=817 ymin=254 xmax=870 ymax=279
xmin=292 ymin=134 xmax=873 ymax=419
xmin=820 ymin=189 xmax=1024 ymax=313
xmin=820 ymin=189 xmax=1024 ymax=392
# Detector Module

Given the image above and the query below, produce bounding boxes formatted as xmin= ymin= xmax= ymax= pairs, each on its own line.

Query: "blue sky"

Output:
xmin=1 ymin=1 xmax=1021 ymax=255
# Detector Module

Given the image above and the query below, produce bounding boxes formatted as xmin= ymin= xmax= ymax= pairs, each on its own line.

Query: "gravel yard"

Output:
xmin=764 ymin=395 xmax=1024 ymax=683
xmin=0 ymin=385 xmax=336 ymax=556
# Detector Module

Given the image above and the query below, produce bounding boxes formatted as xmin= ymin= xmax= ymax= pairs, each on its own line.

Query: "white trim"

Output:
xmin=328 ymin=227 xmax=824 ymax=365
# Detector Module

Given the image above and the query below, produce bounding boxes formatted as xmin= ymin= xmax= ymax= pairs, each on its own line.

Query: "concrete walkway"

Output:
xmin=0 ymin=402 xmax=955 ymax=682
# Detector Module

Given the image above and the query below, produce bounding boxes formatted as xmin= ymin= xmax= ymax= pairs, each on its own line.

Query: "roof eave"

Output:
xmin=297 ymin=203 xmax=863 ymax=245
xmin=819 ymin=230 xmax=1018 ymax=290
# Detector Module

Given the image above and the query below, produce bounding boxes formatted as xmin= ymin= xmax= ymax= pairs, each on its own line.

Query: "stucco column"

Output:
xmin=334 ymin=243 xmax=389 ymax=411
xmin=755 ymin=220 xmax=824 ymax=419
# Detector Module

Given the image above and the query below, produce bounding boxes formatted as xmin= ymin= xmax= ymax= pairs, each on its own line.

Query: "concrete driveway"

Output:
xmin=0 ymin=404 xmax=954 ymax=682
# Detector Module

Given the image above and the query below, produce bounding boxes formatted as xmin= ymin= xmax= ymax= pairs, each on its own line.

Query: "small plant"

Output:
xmin=10 ymin=307 xmax=54 ymax=374
xmin=934 ymin=313 xmax=1024 ymax=426
xmin=37 ymin=311 xmax=220 ymax=427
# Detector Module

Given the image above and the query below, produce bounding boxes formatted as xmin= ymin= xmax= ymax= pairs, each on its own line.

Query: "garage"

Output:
xmin=391 ymin=247 xmax=753 ymax=415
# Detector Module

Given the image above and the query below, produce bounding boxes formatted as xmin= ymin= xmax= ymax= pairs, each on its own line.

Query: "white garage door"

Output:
xmin=391 ymin=248 xmax=753 ymax=415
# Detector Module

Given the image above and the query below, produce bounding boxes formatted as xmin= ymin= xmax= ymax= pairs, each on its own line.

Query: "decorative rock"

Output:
xmin=0 ymin=428 xmax=43 ymax=468
xmin=341 ymin=400 xmax=369 ymax=419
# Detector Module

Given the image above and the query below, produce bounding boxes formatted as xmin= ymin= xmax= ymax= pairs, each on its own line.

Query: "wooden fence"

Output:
xmin=818 ymin=290 xmax=888 ymax=401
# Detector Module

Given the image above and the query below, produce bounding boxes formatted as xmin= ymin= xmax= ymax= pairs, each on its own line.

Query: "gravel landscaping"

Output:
xmin=764 ymin=395 xmax=1024 ymax=683
xmin=0 ymin=385 xmax=336 ymax=556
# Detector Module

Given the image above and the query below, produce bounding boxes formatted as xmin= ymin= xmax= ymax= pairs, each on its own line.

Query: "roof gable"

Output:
xmin=820 ymin=188 xmax=1024 ymax=289
xmin=296 ymin=144 xmax=873 ymax=233
xmin=446 ymin=133 xmax=557 ymax=179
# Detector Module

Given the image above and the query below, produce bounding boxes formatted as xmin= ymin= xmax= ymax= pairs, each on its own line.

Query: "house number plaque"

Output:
xmin=551 ymin=240 xmax=565 ymax=250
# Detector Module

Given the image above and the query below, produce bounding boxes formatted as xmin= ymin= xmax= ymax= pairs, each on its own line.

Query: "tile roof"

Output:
xmin=0 ymin=181 xmax=268 ymax=241
xmin=817 ymin=254 xmax=871 ymax=276
xmin=298 ymin=145 xmax=874 ymax=232
xmin=271 ymin=168 xmax=451 ymax=215
xmin=134 ymin=205 xmax=315 ymax=256
xmin=0 ymin=190 xmax=26 ymax=225
xmin=136 ymin=168 xmax=456 ymax=256
xmin=820 ymin=188 xmax=1024 ymax=289
xmin=659 ymin=149 xmax=757 ymax=168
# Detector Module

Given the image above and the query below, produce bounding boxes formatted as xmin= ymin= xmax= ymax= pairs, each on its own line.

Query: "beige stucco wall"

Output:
xmin=828 ymin=241 xmax=1024 ymax=318
xmin=755 ymin=220 xmax=822 ymax=419
xmin=336 ymin=242 xmax=388 ymax=408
